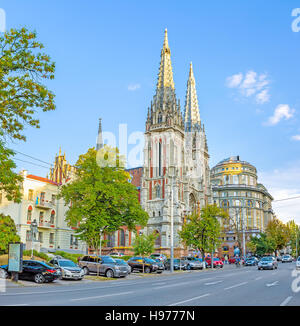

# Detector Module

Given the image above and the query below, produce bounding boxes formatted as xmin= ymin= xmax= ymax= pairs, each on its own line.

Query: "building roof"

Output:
xmin=27 ymin=174 xmax=59 ymax=186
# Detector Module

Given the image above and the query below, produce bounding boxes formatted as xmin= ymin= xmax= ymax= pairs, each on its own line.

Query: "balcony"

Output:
xmin=38 ymin=221 xmax=55 ymax=229
xmin=35 ymin=200 xmax=55 ymax=210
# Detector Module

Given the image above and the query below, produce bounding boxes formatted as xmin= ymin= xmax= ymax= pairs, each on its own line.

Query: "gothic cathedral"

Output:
xmin=140 ymin=29 xmax=211 ymax=253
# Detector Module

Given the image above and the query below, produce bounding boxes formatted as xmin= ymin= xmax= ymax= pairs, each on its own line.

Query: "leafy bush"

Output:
xmin=111 ymin=255 xmax=132 ymax=261
xmin=23 ymin=250 xmax=51 ymax=262
xmin=0 ymin=214 xmax=20 ymax=254
xmin=54 ymin=251 xmax=83 ymax=263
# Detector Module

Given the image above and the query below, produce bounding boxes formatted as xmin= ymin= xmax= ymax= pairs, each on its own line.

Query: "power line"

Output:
xmin=12 ymin=149 xmax=53 ymax=167
xmin=14 ymin=157 xmax=51 ymax=170
xmin=273 ymin=196 xmax=300 ymax=202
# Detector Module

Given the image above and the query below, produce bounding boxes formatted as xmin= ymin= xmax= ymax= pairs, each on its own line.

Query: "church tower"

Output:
xmin=141 ymin=30 xmax=211 ymax=255
xmin=141 ymin=29 xmax=186 ymax=251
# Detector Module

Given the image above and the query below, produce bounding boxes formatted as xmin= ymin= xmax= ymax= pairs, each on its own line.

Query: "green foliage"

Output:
xmin=59 ymin=147 xmax=149 ymax=252
xmin=0 ymin=214 xmax=20 ymax=254
xmin=0 ymin=28 xmax=56 ymax=141
xmin=0 ymin=142 xmax=23 ymax=202
xmin=0 ymin=27 xmax=56 ymax=203
xmin=54 ymin=251 xmax=83 ymax=264
xmin=132 ymin=232 xmax=158 ymax=257
xmin=23 ymin=249 xmax=51 ymax=262
xmin=179 ymin=204 xmax=228 ymax=258
xmin=248 ymin=233 xmax=276 ymax=256
xmin=110 ymin=255 xmax=132 ymax=261
xmin=265 ymin=218 xmax=290 ymax=251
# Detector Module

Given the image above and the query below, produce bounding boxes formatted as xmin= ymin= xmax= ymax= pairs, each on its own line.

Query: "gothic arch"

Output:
xmin=154 ymin=230 xmax=161 ymax=248
xmin=189 ymin=193 xmax=196 ymax=213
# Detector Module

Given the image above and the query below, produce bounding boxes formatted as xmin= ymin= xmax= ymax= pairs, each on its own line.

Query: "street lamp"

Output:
xmin=30 ymin=219 xmax=38 ymax=259
xmin=99 ymin=228 xmax=104 ymax=256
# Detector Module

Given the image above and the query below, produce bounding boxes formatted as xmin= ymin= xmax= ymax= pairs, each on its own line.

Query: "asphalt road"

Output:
xmin=0 ymin=262 xmax=299 ymax=306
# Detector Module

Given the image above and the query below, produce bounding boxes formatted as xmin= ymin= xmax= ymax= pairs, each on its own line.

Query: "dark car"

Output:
xmin=49 ymin=258 xmax=84 ymax=280
xmin=127 ymin=257 xmax=159 ymax=273
xmin=244 ymin=257 xmax=258 ymax=266
xmin=152 ymin=259 xmax=165 ymax=273
xmin=164 ymin=258 xmax=187 ymax=270
xmin=0 ymin=260 xmax=61 ymax=283
xmin=78 ymin=255 xmax=128 ymax=278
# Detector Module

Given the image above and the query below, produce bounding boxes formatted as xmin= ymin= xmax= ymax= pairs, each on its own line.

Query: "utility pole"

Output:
xmin=170 ymin=174 xmax=174 ymax=273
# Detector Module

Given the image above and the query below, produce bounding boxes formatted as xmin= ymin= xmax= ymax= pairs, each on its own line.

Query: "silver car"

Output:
xmin=258 ymin=256 xmax=278 ymax=270
xmin=78 ymin=255 xmax=128 ymax=278
xmin=181 ymin=257 xmax=203 ymax=270
xmin=49 ymin=258 xmax=84 ymax=280
xmin=282 ymin=255 xmax=293 ymax=263
xmin=296 ymin=256 xmax=300 ymax=270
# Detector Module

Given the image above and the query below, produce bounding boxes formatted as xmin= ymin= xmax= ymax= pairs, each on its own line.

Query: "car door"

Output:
xmin=20 ymin=261 xmax=31 ymax=280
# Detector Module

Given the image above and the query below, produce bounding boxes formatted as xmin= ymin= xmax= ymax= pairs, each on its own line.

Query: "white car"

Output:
xmin=282 ymin=255 xmax=293 ymax=263
xmin=296 ymin=256 xmax=300 ymax=270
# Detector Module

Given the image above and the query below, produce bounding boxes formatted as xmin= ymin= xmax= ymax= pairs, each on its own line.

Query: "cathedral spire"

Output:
xmin=156 ymin=28 xmax=175 ymax=91
xmin=96 ymin=118 xmax=103 ymax=150
xmin=184 ymin=62 xmax=201 ymax=131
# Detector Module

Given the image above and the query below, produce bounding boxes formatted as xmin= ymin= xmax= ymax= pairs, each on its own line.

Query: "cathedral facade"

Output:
xmin=140 ymin=29 xmax=211 ymax=254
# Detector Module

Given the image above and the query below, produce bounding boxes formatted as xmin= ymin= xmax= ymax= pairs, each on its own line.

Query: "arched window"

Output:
xmin=156 ymin=184 xmax=161 ymax=199
xmin=154 ymin=230 xmax=161 ymax=247
xmin=27 ymin=206 xmax=32 ymax=221
xmin=189 ymin=193 xmax=196 ymax=213
xmin=50 ymin=210 xmax=55 ymax=224
xmin=158 ymin=112 xmax=162 ymax=123
xmin=107 ymin=233 xmax=115 ymax=248
xmin=119 ymin=229 xmax=125 ymax=246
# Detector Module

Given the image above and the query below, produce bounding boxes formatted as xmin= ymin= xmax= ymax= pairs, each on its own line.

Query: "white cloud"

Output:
xmin=128 ymin=83 xmax=141 ymax=91
xmin=291 ymin=135 xmax=300 ymax=141
xmin=226 ymin=73 xmax=243 ymax=88
xmin=226 ymin=70 xmax=271 ymax=104
xmin=266 ymin=104 xmax=295 ymax=126
xmin=259 ymin=162 xmax=300 ymax=225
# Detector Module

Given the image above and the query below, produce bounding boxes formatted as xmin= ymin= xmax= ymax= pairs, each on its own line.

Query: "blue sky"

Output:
xmin=2 ymin=0 xmax=300 ymax=223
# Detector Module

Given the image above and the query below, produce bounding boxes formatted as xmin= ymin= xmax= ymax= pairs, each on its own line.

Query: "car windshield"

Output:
xmin=261 ymin=257 xmax=272 ymax=261
xmin=144 ymin=258 xmax=156 ymax=263
xmin=115 ymin=259 xmax=127 ymax=265
xmin=59 ymin=260 xmax=77 ymax=267
xmin=283 ymin=255 xmax=290 ymax=258
xmin=213 ymin=258 xmax=220 ymax=261
xmin=101 ymin=256 xmax=116 ymax=264
xmin=297 ymin=257 xmax=300 ymax=261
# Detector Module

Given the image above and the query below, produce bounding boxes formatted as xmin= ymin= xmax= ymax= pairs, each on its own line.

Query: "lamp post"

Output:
xmin=99 ymin=228 xmax=104 ymax=256
xmin=30 ymin=219 xmax=38 ymax=259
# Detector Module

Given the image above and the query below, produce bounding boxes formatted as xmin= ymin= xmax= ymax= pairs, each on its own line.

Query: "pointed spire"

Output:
xmin=157 ymin=28 xmax=175 ymax=90
xmin=96 ymin=118 xmax=103 ymax=151
xmin=184 ymin=62 xmax=201 ymax=131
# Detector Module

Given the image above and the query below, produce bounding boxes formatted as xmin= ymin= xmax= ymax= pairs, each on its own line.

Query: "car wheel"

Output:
xmin=105 ymin=269 xmax=114 ymax=278
xmin=0 ymin=269 xmax=8 ymax=279
xmin=83 ymin=267 xmax=89 ymax=275
xmin=144 ymin=266 xmax=151 ymax=273
xmin=34 ymin=273 xmax=45 ymax=284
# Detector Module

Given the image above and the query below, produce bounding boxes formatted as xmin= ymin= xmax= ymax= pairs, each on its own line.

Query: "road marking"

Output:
xmin=280 ymin=296 xmax=293 ymax=306
xmin=3 ymin=304 xmax=28 ymax=306
xmin=205 ymin=281 xmax=223 ymax=285
xmin=70 ymin=291 xmax=133 ymax=302
xmin=153 ymin=281 xmax=189 ymax=290
xmin=266 ymin=281 xmax=279 ymax=287
xmin=168 ymin=293 xmax=211 ymax=306
xmin=255 ymin=277 xmax=263 ymax=281
xmin=224 ymin=282 xmax=248 ymax=290
xmin=152 ymin=282 xmax=167 ymax=286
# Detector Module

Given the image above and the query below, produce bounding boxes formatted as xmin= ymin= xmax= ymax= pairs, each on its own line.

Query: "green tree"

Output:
xmin=59 ymin=147 xmax=149 ymax=252
xmin=0 ymin=27 xmax=56 ymax=202
xmin=132 ymin=231 xmax=158 ymax=273
xmin=0 ymin=214 xmax=20 ymax=254
xmin=179 ymin=204 xmax=228 ymax=262
xmin=286 ymin=220 xmax=300 ymax=257
xmin=265 ymin=218 xmax=290 ymax=253
xmin=248 ymin=233 xmax=276 ymax=256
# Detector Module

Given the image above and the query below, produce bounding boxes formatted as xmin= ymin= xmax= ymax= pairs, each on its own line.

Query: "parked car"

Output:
xmin=152 ymin=259 xmax=165 ymax=273
xmin=164 ymin=258 xmax=187 ymax=270
xmin=205 ymin=257 xmax=224 ymax=268
xmin=78 ymin=255 xmax=128 ymax=278
xmin=49 ymin=258 xmax=84 ymax=280
xmin=0 ymin=260 xmax=61 ymax=283
xmin=114 ymin=258 xmax=131 ymax=274
xmin=258 ymin=256 xmax=278 ymax=270
xmin=296 ymin=256 xmax=300 ymax=270
xmin=127 ymin=257 xmax=159 ymax=273
xmin=181 ymin=256 xmax=203 ymax=270
xmin=109 ymin=252 xmax=124 ymax=257
xmin=149 ymin=253 xmax=167 ymax=263
xmin=228 ymin=257 xmax=236 ymax=264
xmin=194 ymin=258 xmax=208 ymax=268
xmin=282 ymin=255 xmax=293 ymax=263
xmin=244 ymin=257 xmax=258 ymax=266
